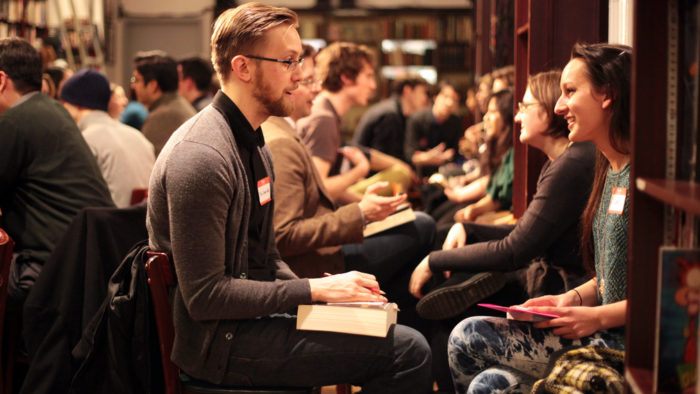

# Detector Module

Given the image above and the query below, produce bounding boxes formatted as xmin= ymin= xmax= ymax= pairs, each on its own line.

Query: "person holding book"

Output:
xmin=147 ymin=4 xmax=432 ymax=392
xmin=262 ymin=44 xmax=436 ymax=333
xmin=408 ymin=70 xmax=595 ymax=391
xmin=447 ymin=43 xmax=632 ymax=393
xmin=297 ymin=42 xmax=415 ymax=203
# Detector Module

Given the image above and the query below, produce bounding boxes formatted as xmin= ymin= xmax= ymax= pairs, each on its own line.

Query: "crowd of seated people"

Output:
xmin=0 ymin=5 xmax=632 ymax=392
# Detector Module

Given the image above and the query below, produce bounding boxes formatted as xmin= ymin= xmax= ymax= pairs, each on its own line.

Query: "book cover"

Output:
xmin=477 ymin=303 xmax=560 ymax=322
xmin=296 ymin=302 xmax=398 ymax=338
xmin=654 ymin=247 xmax=700 ymax=393
xmin=363 ymin=205 xmax=416 ymax=237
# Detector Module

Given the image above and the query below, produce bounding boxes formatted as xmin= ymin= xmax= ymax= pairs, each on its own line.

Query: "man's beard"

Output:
xmin=252 ymin=67 xmax=293 ymax=117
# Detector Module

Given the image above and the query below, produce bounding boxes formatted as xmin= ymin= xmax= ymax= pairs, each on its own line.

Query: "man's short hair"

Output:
xmin=392 ymin=74 xmax=427 ymax=96
xmin=211 ymin=2 xmax=298 ymax=83
xmin=301 ymin=43 xmax=317 ymax=61
xmin=179 ymin=56 xmax=214 ymax=91
xmin=135 ymin=54 xmax=178 ymax=93
xmin=315 ymin=42 xmax=375 ymax=93
xmin=0 ymin=38 xmax=42 ymax=94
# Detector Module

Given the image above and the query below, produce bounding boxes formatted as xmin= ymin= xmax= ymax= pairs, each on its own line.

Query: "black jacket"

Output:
xmin=21 ymin=205 xmax=148 ymax=394
xmin=70 ymin=240 xmax=161 ymax=394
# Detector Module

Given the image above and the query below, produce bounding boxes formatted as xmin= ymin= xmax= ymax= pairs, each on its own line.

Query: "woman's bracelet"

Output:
xmin=572 ymin=288 xmax=583 ymax=306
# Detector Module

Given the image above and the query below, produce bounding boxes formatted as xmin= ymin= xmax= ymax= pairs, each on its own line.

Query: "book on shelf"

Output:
xmin=296 ymin=302 xmax=398 ymax=338
xmin=654 ymin=247 xmax=700 ymax=393
xmin=363 ymin=204 xmax=416 ymax=237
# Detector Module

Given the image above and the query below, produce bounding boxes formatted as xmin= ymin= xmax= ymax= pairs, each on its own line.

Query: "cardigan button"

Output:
xmin=225 ymin=332 xmax=233 ymax=340
xmin=240 ymin=272 xmax=247 ymax=279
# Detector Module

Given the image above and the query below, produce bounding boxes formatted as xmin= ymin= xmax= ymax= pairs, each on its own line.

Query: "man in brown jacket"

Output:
xmin=262 ymin=44 xmax=436 ymax=331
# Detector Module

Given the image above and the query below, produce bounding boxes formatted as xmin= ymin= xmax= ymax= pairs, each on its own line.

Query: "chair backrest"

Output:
xmin=130 ymin=188 xmax=149 ymax=206
xmin=0 ymin=228 xmax=15 ymax=336
xmin=145 ymin=251 xmax=181 ymax=394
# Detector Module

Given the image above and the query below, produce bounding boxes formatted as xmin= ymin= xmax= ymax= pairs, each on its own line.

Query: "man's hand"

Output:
xmin=338 ymin=146 xmax=370 ymax=177
xmin=358 ymin=182 xmax=407 ymax=223
xmin=309 ymin=271 xmax=387 ymax=303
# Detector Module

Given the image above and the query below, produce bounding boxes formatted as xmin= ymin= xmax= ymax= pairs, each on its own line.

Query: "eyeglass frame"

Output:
xmin=517 ymin=101 xmax=540 ymax=113
xmin=244 ymin=55 xmax=303 ymax=72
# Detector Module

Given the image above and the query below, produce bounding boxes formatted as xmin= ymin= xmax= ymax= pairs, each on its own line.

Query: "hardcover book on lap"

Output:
xmin=363 ymin=204 xmax=416 ymax=237
xmin=296 ymin=302 xmax=399 ymax=337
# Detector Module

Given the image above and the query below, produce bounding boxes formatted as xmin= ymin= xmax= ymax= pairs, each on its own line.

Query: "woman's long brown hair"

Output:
xmin=573 ymin=43 xmax=632 ymax=272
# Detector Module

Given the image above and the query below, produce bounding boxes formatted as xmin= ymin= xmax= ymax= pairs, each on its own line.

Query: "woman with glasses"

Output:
xmin=409 ymin=69 xmax=596 ymax=392
xmin=447 ymin=43 xmax=631 ymax=393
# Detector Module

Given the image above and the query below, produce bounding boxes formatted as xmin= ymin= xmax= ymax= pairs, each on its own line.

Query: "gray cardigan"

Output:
xmin=147 ymin=104 xmax=310 ymax=383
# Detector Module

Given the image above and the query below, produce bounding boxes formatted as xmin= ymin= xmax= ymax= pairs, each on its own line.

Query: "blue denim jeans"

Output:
xmin=448 ymin=316 xmax=624 ymax=394
xmin=217 ymin=313 xmax=433 ymax=393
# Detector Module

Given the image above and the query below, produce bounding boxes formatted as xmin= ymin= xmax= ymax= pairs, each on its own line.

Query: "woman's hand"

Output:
xmin=521 ymin=293 xmax=569 ymax=308
xmin=409 ymin=255 xmax=433 ymax=298
xmin=529 ymin=306 xmax=602 ymax=339
xmin=443 ymin=223 xmax=467 ymax=250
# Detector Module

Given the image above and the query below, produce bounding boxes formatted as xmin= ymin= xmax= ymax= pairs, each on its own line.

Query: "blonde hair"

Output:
xmin=211 ymin=2 xmax=298 ymax=83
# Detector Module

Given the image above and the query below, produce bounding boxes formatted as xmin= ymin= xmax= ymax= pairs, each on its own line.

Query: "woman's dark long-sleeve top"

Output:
xmin=428 ymin=141 xmax=596 ymax=277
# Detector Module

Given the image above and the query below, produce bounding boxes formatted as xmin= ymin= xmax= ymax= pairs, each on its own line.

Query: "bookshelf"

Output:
xmin=626 ymin=0 xmax=700 ymax=392
xmin=511 ymin=0 xmax=607 ymax=217
xmin=296 ymin=8 xmax=473 ymax=97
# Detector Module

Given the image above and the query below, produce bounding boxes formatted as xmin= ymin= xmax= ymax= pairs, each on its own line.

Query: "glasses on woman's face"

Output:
xmin=244 ymin=55 xmax=304 ymax=72
xmin=518 ymin=101 xmax=539 ymax=113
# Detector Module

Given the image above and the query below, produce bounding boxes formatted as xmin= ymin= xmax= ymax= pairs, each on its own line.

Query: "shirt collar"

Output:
xmin=12 ymin=91 xmax=40 ymax=108
xmin=212 ymin=90 xmax=265 ymax=149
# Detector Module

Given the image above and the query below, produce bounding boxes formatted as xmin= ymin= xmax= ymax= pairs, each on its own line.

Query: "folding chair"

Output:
xmin=145 ymin=251 xmax=317 ymax=394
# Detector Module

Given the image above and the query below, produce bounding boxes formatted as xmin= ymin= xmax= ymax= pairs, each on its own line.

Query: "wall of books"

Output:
xmin=0 ymin=0 xmax=105 ymax=69
xmin=297 ymin=9 xmax=473 ymax=96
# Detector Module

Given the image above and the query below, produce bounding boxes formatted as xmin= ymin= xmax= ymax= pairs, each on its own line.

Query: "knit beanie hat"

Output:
xmin=59 ymin=69 xmax=111 ymax=112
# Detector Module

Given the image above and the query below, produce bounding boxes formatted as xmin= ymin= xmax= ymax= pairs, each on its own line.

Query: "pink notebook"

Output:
xmin=478 ymin=303 xmax=561 ymax=322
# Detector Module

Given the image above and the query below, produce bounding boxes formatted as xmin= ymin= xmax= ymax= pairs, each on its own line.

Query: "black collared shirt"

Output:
xmin=212 ymin=91 xmax=274 ymax=281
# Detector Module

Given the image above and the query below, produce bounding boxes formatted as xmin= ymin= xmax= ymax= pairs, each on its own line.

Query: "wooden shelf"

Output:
xmin=626 ymin=367 xmax=653 ymax=394
xmin=635 ymin=178 xmax=700 ymax=216
xmin=516 ymin=23 xmax=529 ymax=35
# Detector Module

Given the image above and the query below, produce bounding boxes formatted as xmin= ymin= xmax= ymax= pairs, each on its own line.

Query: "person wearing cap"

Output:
xmin=61 ymin=69 xmax=156 ymax=208
xmin=0 ymin=38 xmax=114 ymax=307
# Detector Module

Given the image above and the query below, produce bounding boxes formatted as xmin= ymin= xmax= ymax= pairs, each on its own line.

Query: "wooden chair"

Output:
xmin=145 ymin=252 xmax=317 ymax=394
xmin=0 ymin=228 xmax=15 ymax=394
xmin=130 ymin=188 xmax=148 ymax=206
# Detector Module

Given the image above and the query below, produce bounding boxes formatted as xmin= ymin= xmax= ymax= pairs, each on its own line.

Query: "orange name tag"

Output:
xmin=608 ymin=187 xmax=627 ymax=215
xmin=257 ymin=177 xmax=271 ymax=206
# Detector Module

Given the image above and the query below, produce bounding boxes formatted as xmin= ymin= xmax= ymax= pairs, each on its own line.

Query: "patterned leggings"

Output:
xmin=448 ymin=316 xmax=623 ymax=394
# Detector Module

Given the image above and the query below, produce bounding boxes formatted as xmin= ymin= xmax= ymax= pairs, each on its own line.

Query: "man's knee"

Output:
xmin=392 ymin=324 xmax=432 ymax=372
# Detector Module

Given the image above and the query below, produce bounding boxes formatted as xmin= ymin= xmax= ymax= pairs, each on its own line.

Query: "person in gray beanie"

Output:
xmin=61 ymin=69 xmax=156 ymax=207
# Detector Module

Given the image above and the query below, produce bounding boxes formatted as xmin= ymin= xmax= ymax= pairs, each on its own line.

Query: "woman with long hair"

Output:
xmin=447 ymin=43 xmax=632 ymax=393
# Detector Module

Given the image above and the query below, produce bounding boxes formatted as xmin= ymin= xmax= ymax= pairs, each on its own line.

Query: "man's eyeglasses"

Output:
xmin=518 ymin=101 xmax=539 ymax=113
xmin=245 ymin=55 xmax=303 ymax=72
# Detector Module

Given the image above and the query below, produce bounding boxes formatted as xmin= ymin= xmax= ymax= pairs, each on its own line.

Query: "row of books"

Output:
xmin=298 ymin=15 xmax=472 ymax=43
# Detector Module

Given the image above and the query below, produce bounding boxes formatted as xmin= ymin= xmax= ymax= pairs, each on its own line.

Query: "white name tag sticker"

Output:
xmin=257 ymin=177 xmax=271 ymax=206
xmin=608 ymin=187 xmax=627 ymax=215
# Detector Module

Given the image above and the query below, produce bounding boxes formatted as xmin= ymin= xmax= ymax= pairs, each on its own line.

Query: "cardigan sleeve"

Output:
xmin=159 ymin=140 xmax=310 ymax=321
